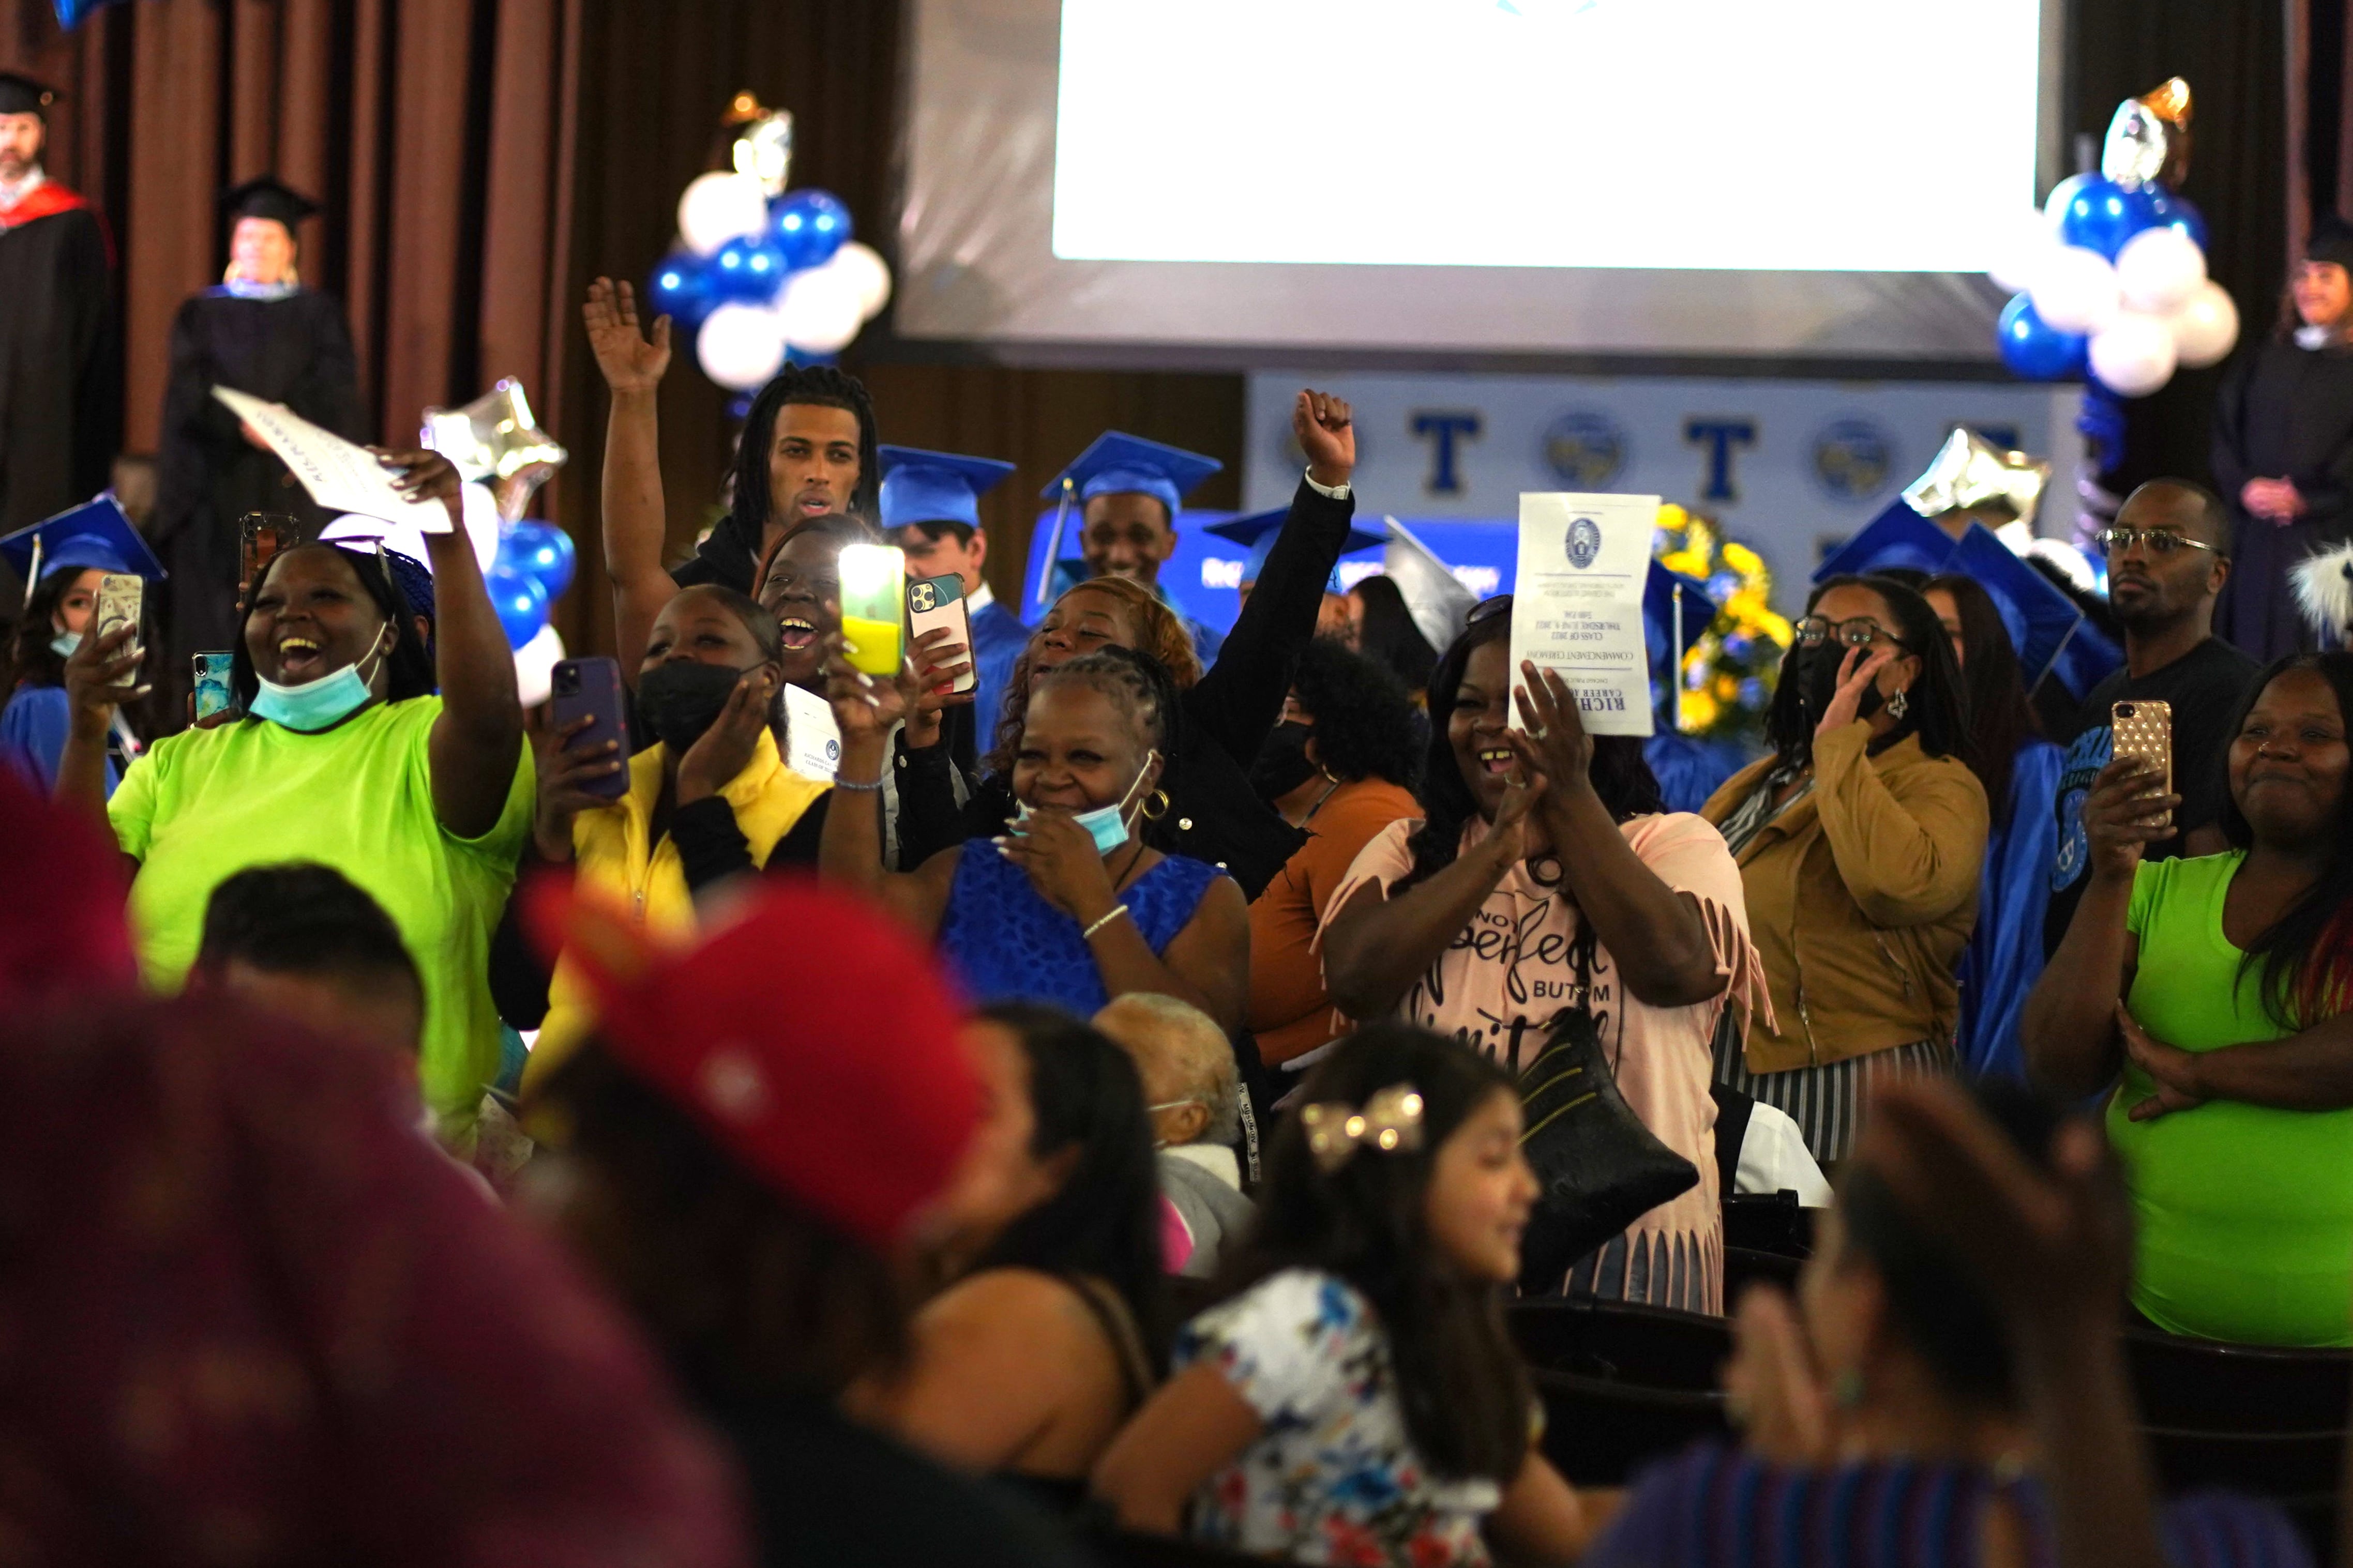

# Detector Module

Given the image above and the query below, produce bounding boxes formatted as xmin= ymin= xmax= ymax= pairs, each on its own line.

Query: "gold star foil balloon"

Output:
xmin=422 ymin=378 xmax=568 ymax=523
xmin=1901 ymin=427 xmax=2050 ymax=533
xmin=2103 ymin=77 xmax=2192 ymax=192
xmin=726 ymin=90 xmax=794 ymax=198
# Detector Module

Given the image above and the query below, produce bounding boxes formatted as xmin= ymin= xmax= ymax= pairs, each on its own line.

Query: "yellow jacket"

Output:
xmin=528 ymin=730 xmax=829 ymax=1089
xmin=1701 ymin=723 xmax=1987 ymax=1074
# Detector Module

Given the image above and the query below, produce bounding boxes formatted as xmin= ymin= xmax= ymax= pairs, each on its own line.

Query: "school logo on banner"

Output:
xmin=1813 ymin=419 xmax=1894 ymax=501
xmin=1565 ymin=516 xmax=1603 ymax=568
xmin=1542 ymin=411 xmax=1627 ymax=488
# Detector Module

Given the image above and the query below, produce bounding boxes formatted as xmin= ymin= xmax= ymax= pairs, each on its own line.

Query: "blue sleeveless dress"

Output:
xmin=938 ymin=838 xmax=1224 ymax=1014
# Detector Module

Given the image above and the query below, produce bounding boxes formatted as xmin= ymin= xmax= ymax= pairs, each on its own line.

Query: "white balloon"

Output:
xmin=513 ymin=623 xmax=565 ymax=709
xmin=776 ymin=265 xmax=869 ymax=355
xmin=2031 ymin=245 xmax=2123 ymax=334
xmin=696 ymin=302 xmax=791 ymax=391
xmin=2167 ymin=280 xmax=2241 ymax=369
xmin=2115 ymin=226 xmax=2207 ymax=314
xmin=1987 ymin=210 xmax=2061 ymax=294
xmin=826 ymin=240 xmax=894 ymax=319
xmin=2088 ymin=310 xmax=2179 ymax=398
xmin=675 ymin=172 xmax=769 ymax=257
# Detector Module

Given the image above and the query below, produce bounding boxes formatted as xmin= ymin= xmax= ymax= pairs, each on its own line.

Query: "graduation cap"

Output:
xmin=0 ymin=496 xmax=167 ymax=598
xmin=1642 ymin=562 xmax=1718 ymax=669
xmin=1206 ymin=506 xmax=1386 ymax=588
xmin=1042 ymin=432 xmax=1222 ymax=520
xmin=878 ymin=445 xmax=1017 ymax=536
xmin=1947 ymin=524 xmax=2085 ymax=693
xmin=0 ymin=72 xmax=57 ymax=119
xmin=1812 ymin=499 xmax=1959 ymax=584
xmin=220 ymin=175 xmax=320 ymax=233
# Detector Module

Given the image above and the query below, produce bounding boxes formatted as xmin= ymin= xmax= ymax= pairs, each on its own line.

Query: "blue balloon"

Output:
xmin=486 ymin=562 xmax=551 ymax=650
xmin=2050 ymin=175 xmax=2156 ymax=260
xmin=710 ymin=234 xmax=789 ymax=302
xmin=1997 ymin=294 xmax=2088 ymax=380
xmin=647 ymin=251 xmax=718 ymax=327
xmin=767 ymin=189 xmax=852 ymax=270
xmin=500 ymin=521 xmax=576 ymax=602
xmin=2144 ymin=188 xmax=2208 ymax=251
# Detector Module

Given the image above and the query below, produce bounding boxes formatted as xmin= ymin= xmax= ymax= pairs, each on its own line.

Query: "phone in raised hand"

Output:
xmin=907 ymin=573 xmax=977 ymax=695
xmin=549 ymin=656 xmax=630 ymax=800
xmin=2111 ymin=699 xmax=2174 ymax=830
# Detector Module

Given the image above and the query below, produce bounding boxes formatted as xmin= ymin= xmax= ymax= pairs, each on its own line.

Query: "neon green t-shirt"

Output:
xmin=108 ymin=697 xmax=534 ymax=1129
xmin=2113 ymin=850 xmax=2353 ymax=1346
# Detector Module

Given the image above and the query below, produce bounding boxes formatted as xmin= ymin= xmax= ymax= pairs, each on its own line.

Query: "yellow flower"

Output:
xmin=1655 ymin=502 xmax=1689 ymax=532
xmin=1754 ymin=610 xmax=1794 ymax=646
xmin=1726 ymin=589 xmax=1769 ymax=621
xmin=1680 ymin=689 xmax=1720 ymax=729
xmin=1722 ymin=541 xmax=1762 ymax=576
xmin=1712 ymin=674 xmax=1739 ymax=701
xmin=1661 ymin=549 xmax=1709 ymax=579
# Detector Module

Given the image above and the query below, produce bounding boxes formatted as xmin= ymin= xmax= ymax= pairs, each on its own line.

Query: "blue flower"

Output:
xmin=1739 ymin=678 xmax=1767 ymax=707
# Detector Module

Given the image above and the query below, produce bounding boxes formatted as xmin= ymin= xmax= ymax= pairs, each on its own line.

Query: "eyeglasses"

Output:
xmin=1793 ymin=616 xmax=1909 ymax=651
xmin=2095 ymin=527 xmax=2217 ymax=558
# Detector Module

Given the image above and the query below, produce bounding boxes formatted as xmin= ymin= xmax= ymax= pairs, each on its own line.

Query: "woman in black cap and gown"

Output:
xmin=150 ymin=176 xmax=366 ymax=727
xmin=2211 ymin=216 xmax=2353 ymax=658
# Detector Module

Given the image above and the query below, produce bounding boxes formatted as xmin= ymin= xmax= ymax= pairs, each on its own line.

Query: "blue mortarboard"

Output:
xmin=1813 ymin=500 xmax=1959 ymax=584
xmin=1643 ymin=562 xmax=1718 ymax=667
xmin=0 ymin=496 xmax=168 ymax=590
xmin=1207 ymin=507 xmax=1386 ymax=588
xmin=1947 ymin=525 xmax=2086 ymax=693
xmin=879 ymin=445 xmax=1017 ymax=535
xmin=1043 ymin=432 xmax=1223 ymax=520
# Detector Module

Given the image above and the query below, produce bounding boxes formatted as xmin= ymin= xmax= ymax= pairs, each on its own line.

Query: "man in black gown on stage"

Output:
xmin=0 ymin=72 xmax=119 ymax=539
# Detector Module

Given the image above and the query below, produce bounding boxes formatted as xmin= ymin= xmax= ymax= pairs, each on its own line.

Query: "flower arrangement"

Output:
xmin=1653 ymin=503 xmax=1792 ymax=743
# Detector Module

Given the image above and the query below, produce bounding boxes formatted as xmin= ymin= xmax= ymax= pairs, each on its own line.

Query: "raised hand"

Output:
xmin=583 ymin=277 xmax=672 ymax=395
xmin=2080 ymin=756 xmax=2178 ymax=881
xmin=677 ymin=666 xmax=778 ymax=804
xmin=1723 ymin=1286 xmax=1835 ymax=1465
xmin=1293 ymin=389 xmax=1356 ymax=489
xmin=373 ymin=446 xmax=466 ymax=532
xmin=823 ymin=639 xmax=908 ymax=747
xmin=2119 ymin=1006 xmax=2207 ymax=1122
xmin=63 ymin=621 xmax=145 ymax=742
xmin=1812 ymin=644 xmax=1895 ymax=739
xmin=530 ymin=711 xmax=623 ymax=862
xmin=1511 ymin=660 xmax=1595 ymax=801
xmin=999 ymin=808 xmax=1122 ymax=924
xmin=901 ymin=626 xmax=975 ymax=751
xmin=1486 ymin=755 xmax=1552 ymax=868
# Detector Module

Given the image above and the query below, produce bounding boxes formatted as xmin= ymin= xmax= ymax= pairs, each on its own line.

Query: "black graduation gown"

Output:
xmin=150 ymin=287 xmax=365 ymax=726
xmin=0 ymin=201 xmax=118 ymax=539
xmin=2209 ymin=337 xmax=2353 ymax=660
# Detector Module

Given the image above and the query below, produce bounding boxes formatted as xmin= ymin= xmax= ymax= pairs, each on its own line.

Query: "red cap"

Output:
xmin=525 ymin=872 xmax=979 ymax=1252
xmin=0 ymin=766 xmax=134 ymax=1002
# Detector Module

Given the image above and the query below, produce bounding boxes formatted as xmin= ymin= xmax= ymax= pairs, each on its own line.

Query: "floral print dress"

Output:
xmin=1181 ymin=1268 xmax=1504 ymax=1565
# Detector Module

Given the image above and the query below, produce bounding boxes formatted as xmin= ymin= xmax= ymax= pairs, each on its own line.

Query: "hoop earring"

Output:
xmin=1886 ymin=688 xmax=1909 ymax=721
xmin=1140 ymin=789 xmax=1171 ymax=822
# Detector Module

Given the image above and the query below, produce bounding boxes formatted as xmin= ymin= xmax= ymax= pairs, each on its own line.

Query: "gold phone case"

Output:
xmin=2112 ymin=699 xmax=2173 ymax=829
xmin=93 ymin=572 xmax=143 ymax=657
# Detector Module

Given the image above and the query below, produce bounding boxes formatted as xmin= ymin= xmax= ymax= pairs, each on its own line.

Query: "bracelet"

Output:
xmin=832 ymin=774 xmax=886 ymax=793
xmin=1082 ymin=904 xmax=1132 ymax=940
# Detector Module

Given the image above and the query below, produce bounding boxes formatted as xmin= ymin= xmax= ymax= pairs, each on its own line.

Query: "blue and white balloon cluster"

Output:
xmin=1992 ymin=82 xmax=2237 ymax=396
xmin=646 ymin=170 xmax=892 ymax=392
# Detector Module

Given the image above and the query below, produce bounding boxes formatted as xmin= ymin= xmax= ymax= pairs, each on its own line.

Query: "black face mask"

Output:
xmin=1249 ymin=720 xmax=1319 ymax=802
xmin=1796 ymin=644 xmax=1883 ymax=727
xmin=638 ymin=661 xmax=755 ymax=752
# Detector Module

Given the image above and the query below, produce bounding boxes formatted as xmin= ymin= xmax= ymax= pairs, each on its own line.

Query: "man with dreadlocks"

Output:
xmin=583 ymin=277 xmax=882 ymax=680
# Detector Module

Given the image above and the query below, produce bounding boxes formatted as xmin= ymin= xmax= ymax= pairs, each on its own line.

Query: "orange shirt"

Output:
xmin=1245 ymin=778 xmax=1422 ymax=1064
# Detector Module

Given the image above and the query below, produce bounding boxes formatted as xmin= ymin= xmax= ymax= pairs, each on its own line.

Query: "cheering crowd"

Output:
xmin=8 ymin=88 xmax=2353 ymax=1568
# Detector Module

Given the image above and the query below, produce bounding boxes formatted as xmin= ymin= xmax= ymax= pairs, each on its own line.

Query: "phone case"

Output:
xmin=2111 ymin=699 xmax=2174 ymax=828
xmin=549 ymin=656 xmax=630 ymax=800
xmin=192 ymin=652 xmax=236 ymax=721
xmin=93 ymin=573 xmax=142 ymax=656
xmin=838 ymin=544 xmax=906 ymax=678
xmin=907 ymin=573 xmax=978 ymax=695
xmin=239 ymin=512 xmax=299 ymax=590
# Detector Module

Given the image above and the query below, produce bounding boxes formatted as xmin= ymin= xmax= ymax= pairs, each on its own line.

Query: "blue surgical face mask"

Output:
xmin=49 ymin=631 xmax=80 ymax=658
xmin=250 ymin=627 xmax=391 ymax=732
xmin=1014 ymin=748 xmax=1161 ymax=854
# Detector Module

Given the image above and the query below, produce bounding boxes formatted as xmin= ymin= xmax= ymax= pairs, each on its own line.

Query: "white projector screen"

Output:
xmin=896 ymin=0 xmax=2061 ymax=364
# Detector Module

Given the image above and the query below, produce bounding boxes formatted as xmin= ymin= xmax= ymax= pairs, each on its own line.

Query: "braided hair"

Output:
xmin=732 ymin=365 xmax=881 ymax=542
xmin=985 ymin=578 xmax=1201 ymax=778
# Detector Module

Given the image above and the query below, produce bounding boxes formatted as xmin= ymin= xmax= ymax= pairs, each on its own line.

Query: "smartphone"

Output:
xmin=239 ymin=511 xmax=299 ymax=591
xmin=907 ymin=573 xmax=978 ymax=695
xmin=192 ymin=652 xmax=236 ymax=721
xmin=549 ymin=656 xmax=630 ymax=800
xmin=2112 ymin=699 xmax=2174 ymax=830
xmin=838 ymin=543 xmax=906 ymax=678
xmin=93 ymin=573 xmax=142 ymax=659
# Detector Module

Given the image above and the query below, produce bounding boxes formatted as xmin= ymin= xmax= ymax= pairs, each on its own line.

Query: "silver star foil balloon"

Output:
xmin=1902 ymin=427 xmax=2050 ymax=532
xmin=421 ymin=378 xmax=567 ymax=523
xmin=2102 ymin=77 xmax=2192 ymax=192
xmin=726 ymin=90 xmax=794 ymax=197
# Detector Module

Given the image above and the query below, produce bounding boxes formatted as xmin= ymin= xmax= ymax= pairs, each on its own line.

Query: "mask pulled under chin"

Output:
xmin=637 ymin=660 xmax=759 ymax=753
xmin=1248 ymin=721 xmax=1318 ymax=802
xmin=251 ymin=633 xmax=390 ymax=732
xmin=1011 ymin=749 xmax=1162 ymax=856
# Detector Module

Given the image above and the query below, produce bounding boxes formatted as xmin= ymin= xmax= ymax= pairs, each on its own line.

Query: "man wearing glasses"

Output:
xmin=2045 ymin=480 xmax=2260 ymax=953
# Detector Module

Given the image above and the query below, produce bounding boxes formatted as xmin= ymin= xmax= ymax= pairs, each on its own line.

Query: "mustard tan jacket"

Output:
xmin=1700 ymin=723 xmax=1988 ymax=1074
